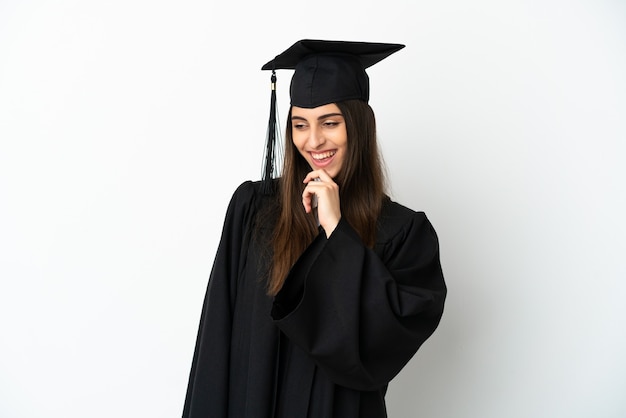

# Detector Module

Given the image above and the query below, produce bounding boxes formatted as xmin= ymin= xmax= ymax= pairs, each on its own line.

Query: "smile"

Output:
xmin=311 ymin=150 xmax=336 ymax=160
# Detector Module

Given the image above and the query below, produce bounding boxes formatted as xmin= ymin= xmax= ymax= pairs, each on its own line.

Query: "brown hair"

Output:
xmin=266 ymin=99 xmax=386 ymax=296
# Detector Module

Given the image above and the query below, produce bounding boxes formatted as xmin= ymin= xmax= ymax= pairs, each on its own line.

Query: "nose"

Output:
xmin=308 ymin=125 xmax=325 ymax=148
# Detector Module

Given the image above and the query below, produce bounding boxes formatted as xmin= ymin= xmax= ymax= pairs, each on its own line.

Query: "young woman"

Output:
xmin=183 ymin=39 xmax=447 ymax=418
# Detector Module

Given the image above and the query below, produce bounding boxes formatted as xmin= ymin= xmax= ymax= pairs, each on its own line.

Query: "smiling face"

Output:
xmin=290 ymin=103 xmax=348 ymax=179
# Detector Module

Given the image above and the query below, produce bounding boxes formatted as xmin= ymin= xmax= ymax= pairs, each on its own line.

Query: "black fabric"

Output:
xmin=261 ymin=39 xmax=405 ymax=108
xmin=289 ymin=54 xmax=369 ymax=108
xmin=261 ymin=39 xmax=405 ymax=71
xmin=183 ymin=180 xmax=446 ymax=418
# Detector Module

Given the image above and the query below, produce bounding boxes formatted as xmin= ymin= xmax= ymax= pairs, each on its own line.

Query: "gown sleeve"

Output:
xmin=271 ymin=210 xmax=447 ymax=392
xmin=183 ymin=181 xmax=256 ymax=417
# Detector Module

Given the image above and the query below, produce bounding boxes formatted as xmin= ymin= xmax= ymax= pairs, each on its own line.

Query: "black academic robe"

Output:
xmin=183 ymin=180 xmax=446 ymax=418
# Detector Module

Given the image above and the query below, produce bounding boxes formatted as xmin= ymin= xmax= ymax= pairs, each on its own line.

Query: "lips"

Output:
xmin=311 ymin=150 xmax=336 ymax=160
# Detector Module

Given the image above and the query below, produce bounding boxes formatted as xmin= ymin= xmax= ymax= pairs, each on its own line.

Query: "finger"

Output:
xmin=314 ymin=169 xmax=333 ymax=182
xmin=301 ymin=188 xmax=314 ymax=213
xmin=303 ymin=169 xmax=332 ymax=184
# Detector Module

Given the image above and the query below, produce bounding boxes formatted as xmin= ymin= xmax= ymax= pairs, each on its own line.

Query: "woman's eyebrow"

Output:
xmin=291 ymin=113 xmax=344 ymax=121
xmin=317 ymin=113 xmax=343 ymax=120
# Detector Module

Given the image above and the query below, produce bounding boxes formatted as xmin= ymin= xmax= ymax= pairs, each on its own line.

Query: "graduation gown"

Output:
xmin=183 ymin=180 xmax=446 ymax=418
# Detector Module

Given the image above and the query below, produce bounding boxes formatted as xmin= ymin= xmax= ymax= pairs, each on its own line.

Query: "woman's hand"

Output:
xmin=302 ymin=169 xmax=341 ymax=237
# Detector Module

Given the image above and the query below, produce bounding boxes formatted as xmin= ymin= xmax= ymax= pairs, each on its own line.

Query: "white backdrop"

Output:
xmin=1 ymin=1 xmax=625 ymax=417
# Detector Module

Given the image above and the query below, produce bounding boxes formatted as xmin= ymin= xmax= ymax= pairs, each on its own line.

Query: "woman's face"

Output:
xmin=291 ymin=103 xmax=348 ymax=179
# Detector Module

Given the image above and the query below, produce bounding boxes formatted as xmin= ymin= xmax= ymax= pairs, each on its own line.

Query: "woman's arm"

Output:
xmin=183 ymin=181 xmax=255 ymax=417
xmin=272 ymin=211 xmax=446 ymax=391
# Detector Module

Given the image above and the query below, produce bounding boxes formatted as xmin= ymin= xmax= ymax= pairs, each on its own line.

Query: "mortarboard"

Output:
xmin=260 ymin=39 xmax=405 ymax=194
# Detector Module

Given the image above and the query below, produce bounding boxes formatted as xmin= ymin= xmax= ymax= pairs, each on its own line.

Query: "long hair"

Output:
xmin=267 ymin=99 xmax=386 ymax=296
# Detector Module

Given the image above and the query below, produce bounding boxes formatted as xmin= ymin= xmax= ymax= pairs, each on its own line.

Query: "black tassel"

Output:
xmin=261 ymin=70 xmax=281 ymax=195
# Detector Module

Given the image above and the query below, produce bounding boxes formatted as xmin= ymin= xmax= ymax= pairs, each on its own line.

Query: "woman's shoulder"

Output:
xmin=231 ymin=179 xmax=261 ymax=197
xmin=221 ymin=180 xmax=261 ymax=217
xmin=228 ymin=180 xmax=274 ymax=204
xmin=377 ymin=197 xmax=434 ymax=244
xmin=230 ymin=179 xmax=280 ymax=198
xmin=380 ymin=196 xmax=428 ymax=225
xmin=226 ymin=179 xmax=278 ymax=222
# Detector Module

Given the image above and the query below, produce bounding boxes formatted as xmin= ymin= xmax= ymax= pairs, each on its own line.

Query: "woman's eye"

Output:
xmin=293 ymin=123 xmax=307 ymax=129
xmin=323 ymin=121 xmax=339 ymax=127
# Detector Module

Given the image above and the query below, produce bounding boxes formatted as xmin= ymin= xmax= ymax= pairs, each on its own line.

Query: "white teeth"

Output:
xmin=311 ymin=151 xmax=336 ymax=160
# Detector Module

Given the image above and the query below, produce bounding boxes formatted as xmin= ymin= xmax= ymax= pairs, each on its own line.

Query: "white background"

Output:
xmin=1 ymin=1 xmax=625 ymax=417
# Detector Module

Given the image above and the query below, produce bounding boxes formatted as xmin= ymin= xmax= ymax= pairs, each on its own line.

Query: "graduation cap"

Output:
xmin=260 ymin=39 xmax=405 ymax=194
